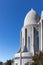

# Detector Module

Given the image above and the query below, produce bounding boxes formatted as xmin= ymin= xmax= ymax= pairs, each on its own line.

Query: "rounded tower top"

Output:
xmin=24 ymin=8 xmax=40 ymax=26
xmin=41 ymin=10 xmax=43 ymax=19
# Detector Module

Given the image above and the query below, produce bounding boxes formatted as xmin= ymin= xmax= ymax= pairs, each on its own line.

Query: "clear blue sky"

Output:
xmin=0 ymin=0 xmax=43 ymax=62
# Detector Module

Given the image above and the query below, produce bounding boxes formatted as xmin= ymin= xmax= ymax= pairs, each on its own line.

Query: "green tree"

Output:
xmin=5 ymin=60 xmax=12 ymax=65
xmin=31 ymin=51 xmax=43 ymax=65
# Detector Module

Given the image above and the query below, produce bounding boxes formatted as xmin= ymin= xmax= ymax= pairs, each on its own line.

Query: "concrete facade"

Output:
xmin=13 ymin=9 xmax=43 ymax=65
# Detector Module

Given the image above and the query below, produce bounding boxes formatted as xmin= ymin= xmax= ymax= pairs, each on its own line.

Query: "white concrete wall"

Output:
xmin=14 ymin=24 xmax=40 ymax=65
xmin=21 ymin=24 xmax=36 ymax=55
xmin=14 ymin=59 xmax=20 ymax=65
xmin=22 ymin=59 xmax=32 ymax=65
xmin=14 ymin=53 xmax=32 ymax=65
xmin=14 ymin=53 xmax=33 ymax=65
xmin=14 ymin=58 xmax=32 ymax=65
xmin=14 ymin=52 xmax=33 ymax=58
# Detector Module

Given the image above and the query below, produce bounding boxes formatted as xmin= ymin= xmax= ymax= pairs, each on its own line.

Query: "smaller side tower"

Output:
xmin=14 ymin=9 xmax=40 ymax=65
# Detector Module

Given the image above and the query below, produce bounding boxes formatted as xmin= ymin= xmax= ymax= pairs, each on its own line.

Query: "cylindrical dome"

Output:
xmin=24 ymin=9 xmax=40 ymax=26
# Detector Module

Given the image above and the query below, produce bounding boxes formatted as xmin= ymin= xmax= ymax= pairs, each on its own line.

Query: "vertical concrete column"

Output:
xmin=32 ymin=27 xmax=34 ymax=55
xmin=39 ymin=23 xmax=41 ymax=51
xmin=20 ymin=31 xmax=22 ymax=65
xmin=20 ymin=31 xmax=22 ymax=51
xmin=41 ymin=21 xmax=42 ymax=51
xmin=41 ymin=11 xmax=43 ymax=51
xmin=42 ymin=21 xmax=43 ymax=50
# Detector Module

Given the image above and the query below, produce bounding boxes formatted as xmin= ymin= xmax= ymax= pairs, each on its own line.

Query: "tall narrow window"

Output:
xmin=25 ymin=28 xmax=27 ymax=48
xmin=34 ymin=27 xmax=39 ymax=54
xmin=28 ymin=37 xmax=30 ymax=52
xmin=22 ymin=38 xmax=24 ymax=48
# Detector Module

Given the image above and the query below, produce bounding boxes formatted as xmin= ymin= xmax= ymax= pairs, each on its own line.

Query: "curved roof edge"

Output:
xmin=24 ymin=8 xmax=40 ymax=26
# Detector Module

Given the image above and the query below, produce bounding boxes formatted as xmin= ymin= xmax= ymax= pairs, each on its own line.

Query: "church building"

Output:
xmin=13 ymin=9 xmax=43 ymax=65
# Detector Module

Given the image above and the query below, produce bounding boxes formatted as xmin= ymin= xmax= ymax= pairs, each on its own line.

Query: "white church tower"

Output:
xmin=13 ymin=9 xmax=43 ymax=65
